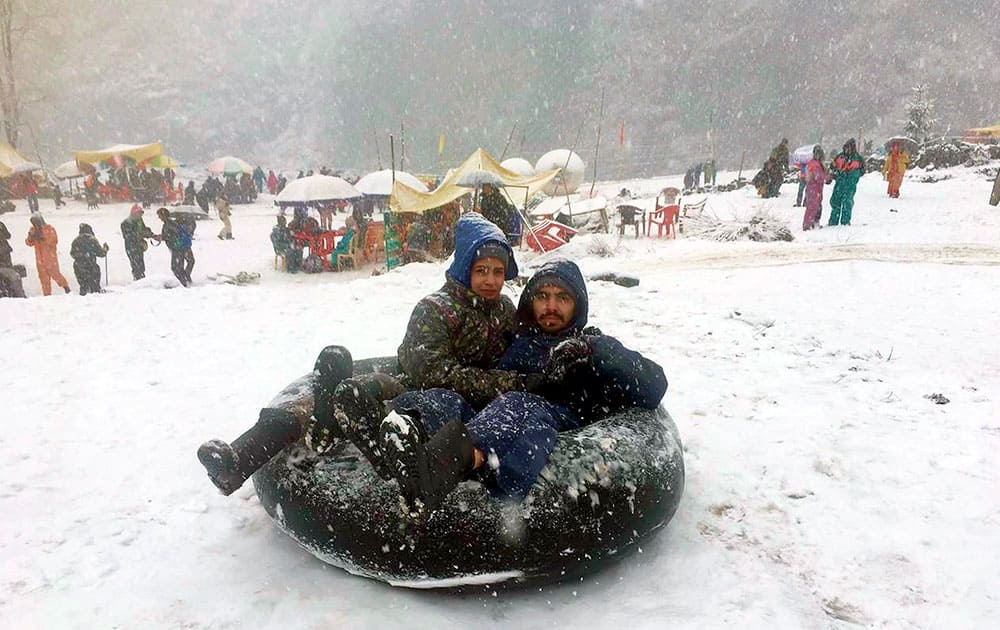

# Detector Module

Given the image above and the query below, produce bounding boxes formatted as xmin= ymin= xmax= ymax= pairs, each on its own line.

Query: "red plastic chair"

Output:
xmin=310 ymin=231 xmax=340 ymax=270
xmin=647 ymin=204 xmax=679 ymax=238
xmin=526 ymin=219 xmax=578 ymax=252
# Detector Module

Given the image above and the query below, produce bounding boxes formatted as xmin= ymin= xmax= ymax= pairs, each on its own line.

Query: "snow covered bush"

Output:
xmin=684 ymin=206 xmax=793 ymax=242
xmin=586 ymin=235 xmax=618 ymax=257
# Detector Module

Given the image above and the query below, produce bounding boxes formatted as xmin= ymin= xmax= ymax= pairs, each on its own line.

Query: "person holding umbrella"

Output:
xmin=882 ymin=140 xmax=910 ymax=199
xmin=70 ymin=223 xmax=109 ymax=296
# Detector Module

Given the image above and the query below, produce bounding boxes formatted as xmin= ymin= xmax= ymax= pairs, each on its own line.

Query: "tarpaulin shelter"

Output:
xmin=0 ymin=142 xmax=41 ymax=177
xmin=389 ymin=148 xmax=560 ymax=214
xmin=74 ymin=142 xmax=163 ymax=169
xmin=963 ymin=124 xmax=1000 ymax=143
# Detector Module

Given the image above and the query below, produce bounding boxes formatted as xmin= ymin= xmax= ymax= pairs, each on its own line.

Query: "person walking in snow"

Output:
xmin=0 ymin=221 xmax=27 ymax=298
xmin=253 ymin=166 xmax=265 ymax=194
xmin=69 ymin=223 xmax=108 ymax=296
xmin=183 ymin=181 xmax=196 ymax=206
xmin=793 ymin=158 xmax=808 ymax=207
xmin=25 ymin=176 xmax=39 ymax=213
xmin=120 ymin=205 xmax=155 ymax=281
xmin=25 ymin=213 xmax=71 ymax=295
xmin=51 ymin=181 xmax=66 ymax=208
xmin=377 ymin=259 xmax=668 ymax=515
xmin=156 ymin=207 xmax=194 ymax=287
xmin=882 ymin=140 xmax=910 ymax=199
xmin=828 ymin=138 xmax=865 ymax=226
xmin=267 ymin=170 xmax=278 ymax=195
xmin=803 ymin=145 xmax=828 ymax=230
xmin=216 ymin=194 xmax=234 ymax=240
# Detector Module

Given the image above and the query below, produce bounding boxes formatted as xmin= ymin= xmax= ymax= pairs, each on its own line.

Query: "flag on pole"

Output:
xmin=438 ymin=133 xmax=446 ymax=156
xmin=618 ymin=121 xmax=625 ymax=147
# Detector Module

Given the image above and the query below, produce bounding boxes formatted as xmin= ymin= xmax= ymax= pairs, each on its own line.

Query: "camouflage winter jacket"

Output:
xmin=397 ymin=276 xmax=523 ymax=408
xmin=398 ymin=212 xmax=524 ymax=407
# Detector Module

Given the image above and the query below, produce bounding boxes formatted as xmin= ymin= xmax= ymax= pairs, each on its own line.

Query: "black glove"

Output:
xmin=545 ymin=337 xmax=593 ymax=382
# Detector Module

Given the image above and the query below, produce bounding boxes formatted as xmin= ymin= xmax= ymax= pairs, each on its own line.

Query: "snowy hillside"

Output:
xmin=1 ymin=166 xmax=999 ymax=628
xmin=17 ymin=1 xmax=1000 ymax=176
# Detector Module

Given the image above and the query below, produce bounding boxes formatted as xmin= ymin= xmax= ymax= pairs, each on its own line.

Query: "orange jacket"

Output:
xmin=25 ymin=224 xmax=61 ymax=267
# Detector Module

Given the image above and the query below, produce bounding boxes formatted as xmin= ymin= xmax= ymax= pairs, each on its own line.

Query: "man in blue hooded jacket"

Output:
xmin=378 ymin=258 xmax=668 ymax=515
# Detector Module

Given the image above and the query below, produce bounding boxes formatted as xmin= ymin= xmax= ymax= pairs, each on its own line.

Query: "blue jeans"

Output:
xmin=795 ymin=179 xmax=806 ymax=205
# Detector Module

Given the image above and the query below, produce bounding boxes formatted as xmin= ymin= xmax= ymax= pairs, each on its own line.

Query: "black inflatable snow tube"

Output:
xmin=252 ymin=357 xmax=684 ymax=589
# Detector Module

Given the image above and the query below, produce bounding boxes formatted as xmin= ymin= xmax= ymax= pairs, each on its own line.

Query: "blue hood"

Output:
xmin=447 ymin=213 xmax=518 ymax=288
xmin=515 ymin=258 xmax=589 ymax=334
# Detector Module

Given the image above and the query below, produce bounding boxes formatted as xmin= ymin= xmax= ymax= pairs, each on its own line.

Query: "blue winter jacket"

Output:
xmin=498 ymin=259 xmax=667 ymax=424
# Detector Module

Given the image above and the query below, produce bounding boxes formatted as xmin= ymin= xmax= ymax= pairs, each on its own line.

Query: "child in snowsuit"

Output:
xmin=25 ymin=213 xmax=71 ymax=295
xmin=70 ymin=223 xmax=108 ymax=295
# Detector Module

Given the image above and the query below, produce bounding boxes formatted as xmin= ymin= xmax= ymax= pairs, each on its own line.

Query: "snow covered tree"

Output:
xmin=0 ymin=0 xmax=21 ymax=147
xmin=901 ymin=84 xmax=938 ymax=143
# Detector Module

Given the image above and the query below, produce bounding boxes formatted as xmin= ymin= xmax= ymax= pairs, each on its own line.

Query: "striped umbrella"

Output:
xmin=207 ymin=156 xmax=253 ymax=175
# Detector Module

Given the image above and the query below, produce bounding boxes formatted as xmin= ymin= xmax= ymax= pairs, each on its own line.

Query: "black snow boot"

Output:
xmin=379 ymin=414 xmax=476 ymax=518
xmin=309 ymin=345 xmax=354 ymax=446
xmin=318 ymin=373 xmax=405 ymax=479
xmin=197 ymin=407 xmax=303 ymax=495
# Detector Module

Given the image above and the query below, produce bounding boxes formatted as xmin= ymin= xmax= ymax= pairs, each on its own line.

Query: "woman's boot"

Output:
xmin=199 ymin=345 xmax=353 ymax=495
xmin=197 ymin=408 xmax=303 ymax=495
xmin=309 ymin=345 xmax=355 ymax=447
xmin=379 ymin=413 xmax=476 ymax=517
xmin=320 ymin=373 xmax=405 ymax=479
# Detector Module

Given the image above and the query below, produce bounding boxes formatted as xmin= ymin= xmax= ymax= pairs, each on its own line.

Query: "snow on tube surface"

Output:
xmin=252 ymin=357 xmax=684 ymax=589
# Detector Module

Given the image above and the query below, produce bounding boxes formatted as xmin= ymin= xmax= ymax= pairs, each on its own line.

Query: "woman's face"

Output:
xmin=469 ymin=257 xmax=506 ymax=301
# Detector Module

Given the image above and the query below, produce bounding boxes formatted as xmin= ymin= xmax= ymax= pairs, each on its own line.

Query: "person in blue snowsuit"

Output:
xmin=378 ymin=258 xmax=668 ymax=515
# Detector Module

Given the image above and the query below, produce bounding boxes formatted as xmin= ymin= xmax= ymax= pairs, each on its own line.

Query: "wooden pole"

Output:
xmin=736 ymin=149 xmax=746 ymax=183
xmin=389 ymin=134 xmax=396 ymax=182
xmin=400 ymin=122 xmax=405 ymax=171
xmin=588 ymin=88 xmax=605 ymax=197
xmin=499 ymin=121 xmax=517 ymax=161
xmin=560 ymin=109 xmax=591 ymax=223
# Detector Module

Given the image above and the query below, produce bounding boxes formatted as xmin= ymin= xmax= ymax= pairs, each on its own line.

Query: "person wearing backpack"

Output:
xmin=69 ymin=223 xmax=109 ymax=295
xmin=156 ymin=207 xmax=194 ymax=287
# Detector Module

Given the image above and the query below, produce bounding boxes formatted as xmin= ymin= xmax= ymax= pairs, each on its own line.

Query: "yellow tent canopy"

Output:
xmin=389 ymin=148 xmax=560 ymax=214
xmin=0 ymin=141 xmax=41 ymax=177
xmin=963 ymin=124 xmax=1000 ymax=140
xmin=74 ymin=142 xmax=164 ymax=168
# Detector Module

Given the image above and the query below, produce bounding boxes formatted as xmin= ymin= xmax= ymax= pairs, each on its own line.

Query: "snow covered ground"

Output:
xmin=2 ymin=166 xmax=999 ymax=628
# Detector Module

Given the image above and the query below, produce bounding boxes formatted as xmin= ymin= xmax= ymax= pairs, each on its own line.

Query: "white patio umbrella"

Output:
xmin=54 ymin=160 xmax=87 ymax=179
xmin=275 ymin=175 xmax=362 ymax=206
xmin=355 ymin=169 xmax=428 ymax=196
